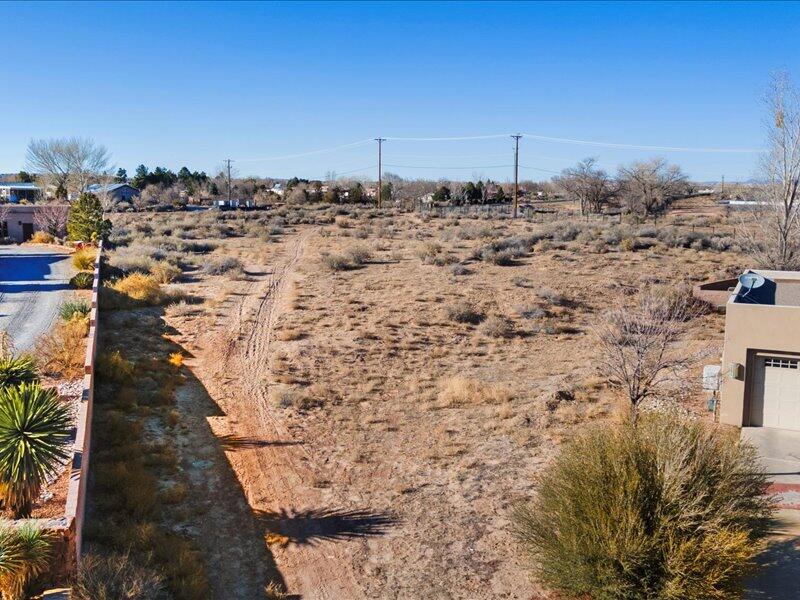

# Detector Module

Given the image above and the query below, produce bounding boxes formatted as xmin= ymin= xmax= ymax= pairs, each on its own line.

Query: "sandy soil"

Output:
xmin=153 ymin=207 xmax=740 ymax=599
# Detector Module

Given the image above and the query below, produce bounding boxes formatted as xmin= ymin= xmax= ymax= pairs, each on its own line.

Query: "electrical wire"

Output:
xmin=384 ymin=163 xmax=513 ymax=170
xmin=520 ymin=133 xmax=762 ymax=154
xmin=383 ymin=134 xmax=511 ymax=141
xmin=235 ymin=139 xmax=373 ymax=162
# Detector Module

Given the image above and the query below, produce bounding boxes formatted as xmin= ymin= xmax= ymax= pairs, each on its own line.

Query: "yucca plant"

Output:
xmin=0 ymin=384 xmax=71 ymax=517
xmin=0 ymin=522 xmax=53 ymax=600
xmin=0 ymin=358 xmax=37 ymax=390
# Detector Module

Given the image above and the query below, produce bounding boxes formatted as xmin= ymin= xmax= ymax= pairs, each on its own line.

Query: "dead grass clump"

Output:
xmin=203 ymin=257 xmax=244 ymax=277
xmin=110 ymin=273 xmax=165 ymax=306
xmin=480 ymin=315 xmax=514 ymax=338
xmin=31 ymin=231 xmax=55 ymax=244
xmin=321 ymin=253 xmax=352 ymax=272
xmin=344 ymin=245 xmax=371 ymax=266
xmin=276 ymin=329 xmax=303 ymax=341
xmin=149 ymin=261 xmax=182 ymax=283
xmin=73 ymin=552 xmax=166 ymax=600
xmin=416 ymin=241 xmax=442 ymax=265
xmin=73 ymin=247 xmax=97 ymax=270
xmin=436 ymin=376 xmax=513 ymax=406
xmin=34 ymin=317 xmax=89 ymax=378
xmin=97 ymin=350 xmax=135 ymax=383
xmin=445 ymin=301 xmax=484 ymax=324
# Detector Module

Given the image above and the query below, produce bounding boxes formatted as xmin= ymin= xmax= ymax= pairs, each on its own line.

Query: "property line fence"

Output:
xmin=39 ymin=241 xmax=102 ymax=580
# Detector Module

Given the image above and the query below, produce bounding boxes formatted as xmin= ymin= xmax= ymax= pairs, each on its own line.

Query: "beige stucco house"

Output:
xmin=719 ymin=270 xmax=800 ymax=430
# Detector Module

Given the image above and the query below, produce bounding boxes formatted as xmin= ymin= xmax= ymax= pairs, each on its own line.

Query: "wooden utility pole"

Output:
xmin=721 ymin=174 xmax=725 ymax=198
xmin=224 ymin=158 xmax=234 ymax=202
xmin=511 ymin=134 xmax=522 ymax=218
xmin=375 ymin=138 xmax=385 ymax=208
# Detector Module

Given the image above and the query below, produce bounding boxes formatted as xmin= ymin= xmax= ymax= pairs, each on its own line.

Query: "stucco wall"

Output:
xmin=719 ymin=301 xmax=800 ymax=426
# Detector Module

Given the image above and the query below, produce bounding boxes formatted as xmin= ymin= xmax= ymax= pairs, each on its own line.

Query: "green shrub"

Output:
xmin=0 ymin=383 xmax=72 ymax=517
xmin=59 ymin=299 xmax=91 ymax=321
xmin=512 ymin=412 xmax=771 ymax=600
xmin=0 ymin=522 xmax=53 ymax=600
xmin=70 ymin=272 xmax=94 ymax=289
xmin=0 ymin=356 xmax=38 ymax=388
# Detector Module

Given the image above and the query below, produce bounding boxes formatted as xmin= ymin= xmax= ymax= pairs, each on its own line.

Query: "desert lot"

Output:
xmin=89 ymin=201 xmax=743 ymax=599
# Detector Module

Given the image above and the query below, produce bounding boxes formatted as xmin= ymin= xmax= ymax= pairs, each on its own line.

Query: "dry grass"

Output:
xmin=436 ymin=376 xmax=514 ymax=407
xmin=34 ymin=317 xmax=89 ymax=378
xmin=72 ymin=248 xmax=97 ymax=270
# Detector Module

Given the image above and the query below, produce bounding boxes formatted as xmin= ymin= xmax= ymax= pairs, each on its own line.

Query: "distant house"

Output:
xmin=269 ymin=183 xmax=284 ymax=196
xmin=0 ymin=204 xmax=68 ymax=242
xmin=84 ymin=183 xmax=140 ymax=203
xmin=0 ymin=182 xmax=40 ymax=203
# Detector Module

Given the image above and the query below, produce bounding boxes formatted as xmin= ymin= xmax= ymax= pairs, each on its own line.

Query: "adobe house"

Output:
xmin=719 ymin=270 xmax=800 ymax=430
xmin=0 ymin=204 xmax=68 ymax=242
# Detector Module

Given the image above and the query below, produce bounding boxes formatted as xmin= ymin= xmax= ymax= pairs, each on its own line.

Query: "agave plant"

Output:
xmin=0 ymin=358 xmax=37 ymax=389
xmin=0 ymin=384 xmax=71 ymax=517
xmin=0 ymin=522 xmax=53 ymax=600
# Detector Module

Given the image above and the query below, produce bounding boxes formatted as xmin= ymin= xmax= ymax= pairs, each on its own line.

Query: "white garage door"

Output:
xmin=751 ymin=356 xmax=800 ymax=430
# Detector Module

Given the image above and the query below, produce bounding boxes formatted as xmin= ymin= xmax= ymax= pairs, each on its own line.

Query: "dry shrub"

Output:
xmin=437 ymin=376 xmax=513 ymax=406
xmin=203 ymin=257 xmax=244 ymax=277
xmin=149 ymin=261 xmax=181 ymax=284
xmin=444 ymin=301 xmax=484 ymax=324
xmin=34 ymin=317 xmax=88 ymax=378
xmin=321 ymin=253 xmax=352 ymax=272
xmin=416 ymin=241 xmax=442 ymax=264
xmin=168 ymin=352 xmax=184 ymax=367
xmin=108 ymin=274 xmax=164 ymax=307
xmin=512 ymin=412 xmax=772 ymax=600
xmin=276 ymin=329 xmax=303 ymax=341
xmin=72 ymin=248 xmax=97 ymax=270
xmin=480 ymin=315 xmax=514 ymax=338
xmin=30 ymin=231 xmax=54 ymax=244
xmin=72 ymin=551 xmax=166 ymax=600
xmin=344 ymin=245 xmax=371 ymax=266
xmin=97 ymin=350 xmax=135 ymax=383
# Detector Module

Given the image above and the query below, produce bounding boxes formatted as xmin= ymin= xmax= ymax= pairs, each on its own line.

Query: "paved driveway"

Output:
xmin=742 ymin=427 xmax=800 ymax=598
xmin=0 ymin=246 xmax=73 ymax=352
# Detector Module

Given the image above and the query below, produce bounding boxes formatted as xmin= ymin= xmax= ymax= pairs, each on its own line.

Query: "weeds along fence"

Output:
xmin=40 ymin=241 xmax=103 ymax=581
xmin=418 ymin=202 xmax=560 ymax=219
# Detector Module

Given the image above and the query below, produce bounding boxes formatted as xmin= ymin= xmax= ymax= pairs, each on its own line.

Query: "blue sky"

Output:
xmin=1 ymin=1 xmax=798 ymax=182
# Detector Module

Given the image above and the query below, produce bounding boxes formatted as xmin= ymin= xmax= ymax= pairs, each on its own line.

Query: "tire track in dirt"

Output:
xmin=196 ymin=230 xmax=367 ymax=600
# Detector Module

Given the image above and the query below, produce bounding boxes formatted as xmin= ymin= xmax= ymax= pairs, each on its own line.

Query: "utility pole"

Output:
xmin=511 ymin=134 xmax=522 ymax=218
xmin=224 ymin=159 xmax=234 ymax=202
xmin=720 ymin=174 xmax=725 ymax=198
xmin=375 ymin=138 xmax=385 ymax=208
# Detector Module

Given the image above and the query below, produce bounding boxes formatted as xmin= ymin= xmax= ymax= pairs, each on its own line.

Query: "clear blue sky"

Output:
xmin=1 ymin=1 xmax=798 ymax=182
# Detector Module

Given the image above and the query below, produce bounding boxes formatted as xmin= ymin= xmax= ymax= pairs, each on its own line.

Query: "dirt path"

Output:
xmin=187 ymin=230 xmax=368 ymax=599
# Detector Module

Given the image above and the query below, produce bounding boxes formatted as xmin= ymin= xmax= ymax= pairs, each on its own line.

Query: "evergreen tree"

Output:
xmin=67 ymin=193 xmax=111 ymax=242
xmin=114 ymin=168 xmax=128 ymax=183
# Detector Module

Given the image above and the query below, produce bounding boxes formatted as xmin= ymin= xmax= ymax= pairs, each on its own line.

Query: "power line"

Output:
xmin=520 ymin=133 xmax=762 ymax=154
xmin=384 ymin=163 xmax=513 ymax=170
xmin=383 ymin=134 xmax=511 ymax=141
xmin=235 ymin=139 xmax=373 ymax=162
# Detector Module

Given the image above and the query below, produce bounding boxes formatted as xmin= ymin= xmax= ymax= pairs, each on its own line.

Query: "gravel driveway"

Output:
xmin=0 ymin=246 xmax=74 ymax=352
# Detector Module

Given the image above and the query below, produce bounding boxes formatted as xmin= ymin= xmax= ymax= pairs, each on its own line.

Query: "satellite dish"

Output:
xmin=738 ymin=272 xmax=765 ymax=294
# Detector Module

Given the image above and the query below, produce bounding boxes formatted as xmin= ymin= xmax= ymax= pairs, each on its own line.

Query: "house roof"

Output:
xmin=0 ymin=182 xmax=40 ymax=190
xmin=85 ymin=182 xmax=138 ymax=193
xmin=732 ymin=270 xmax=800 ymax=307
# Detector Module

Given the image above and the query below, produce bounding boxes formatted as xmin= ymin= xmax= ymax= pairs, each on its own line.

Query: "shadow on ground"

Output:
xmin=255 ymin=507 xmax=397 ymax=546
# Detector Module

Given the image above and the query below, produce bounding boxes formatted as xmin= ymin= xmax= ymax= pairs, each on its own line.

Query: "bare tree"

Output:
xmin=595 ymin=290 xmax=708 ymax=422
xmin=32 ymin=203 xmax=69 ymax=237
xmin=554 ymin=158 xmax=617 ymax=215
xmin=742 ymin=72 xmax=800 ymax=270
xmin=25 ymin=137 xmax=110 ymax=199
xmin=617 ymin=158 xmax=688 ymax=216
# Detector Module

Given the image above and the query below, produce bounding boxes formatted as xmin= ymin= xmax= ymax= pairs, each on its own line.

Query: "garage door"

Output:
xmin=751 ymin=356 xmax=800 ymax=430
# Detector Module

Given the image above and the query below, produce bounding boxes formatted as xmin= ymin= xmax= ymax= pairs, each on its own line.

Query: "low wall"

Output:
xmin=39 ymin=241 xmax=102 ymax=580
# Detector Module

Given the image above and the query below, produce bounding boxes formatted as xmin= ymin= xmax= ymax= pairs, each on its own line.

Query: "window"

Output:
xmin=765 ymin=357 xmax=799 ymax=369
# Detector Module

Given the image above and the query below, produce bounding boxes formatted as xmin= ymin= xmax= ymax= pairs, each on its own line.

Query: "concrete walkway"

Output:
xmin=742 ymin=427 xmax=800 ymax=487
xmin=0 ymin=245 xmax=73 ymax=351
xmin=745 ymin=509 xmax=800 ymax=599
